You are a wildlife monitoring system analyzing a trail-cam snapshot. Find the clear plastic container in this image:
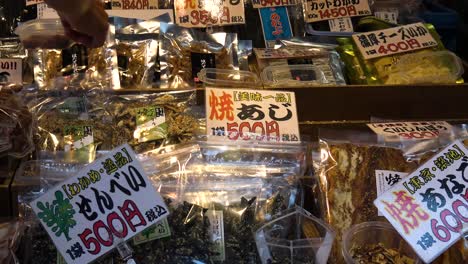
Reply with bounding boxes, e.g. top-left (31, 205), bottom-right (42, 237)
top-left (197, 68), bottom-right (262, 88)
top-left (342, 221), bottom-right (421, 264)
top-left (385, 50), bottom-right (464, 85)
top-left (261, 64), bottom-right (332, 87)
top-left (255, 206), bottom-right (335, 264)
top-left (14, 19), bottom-right (73, 49)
